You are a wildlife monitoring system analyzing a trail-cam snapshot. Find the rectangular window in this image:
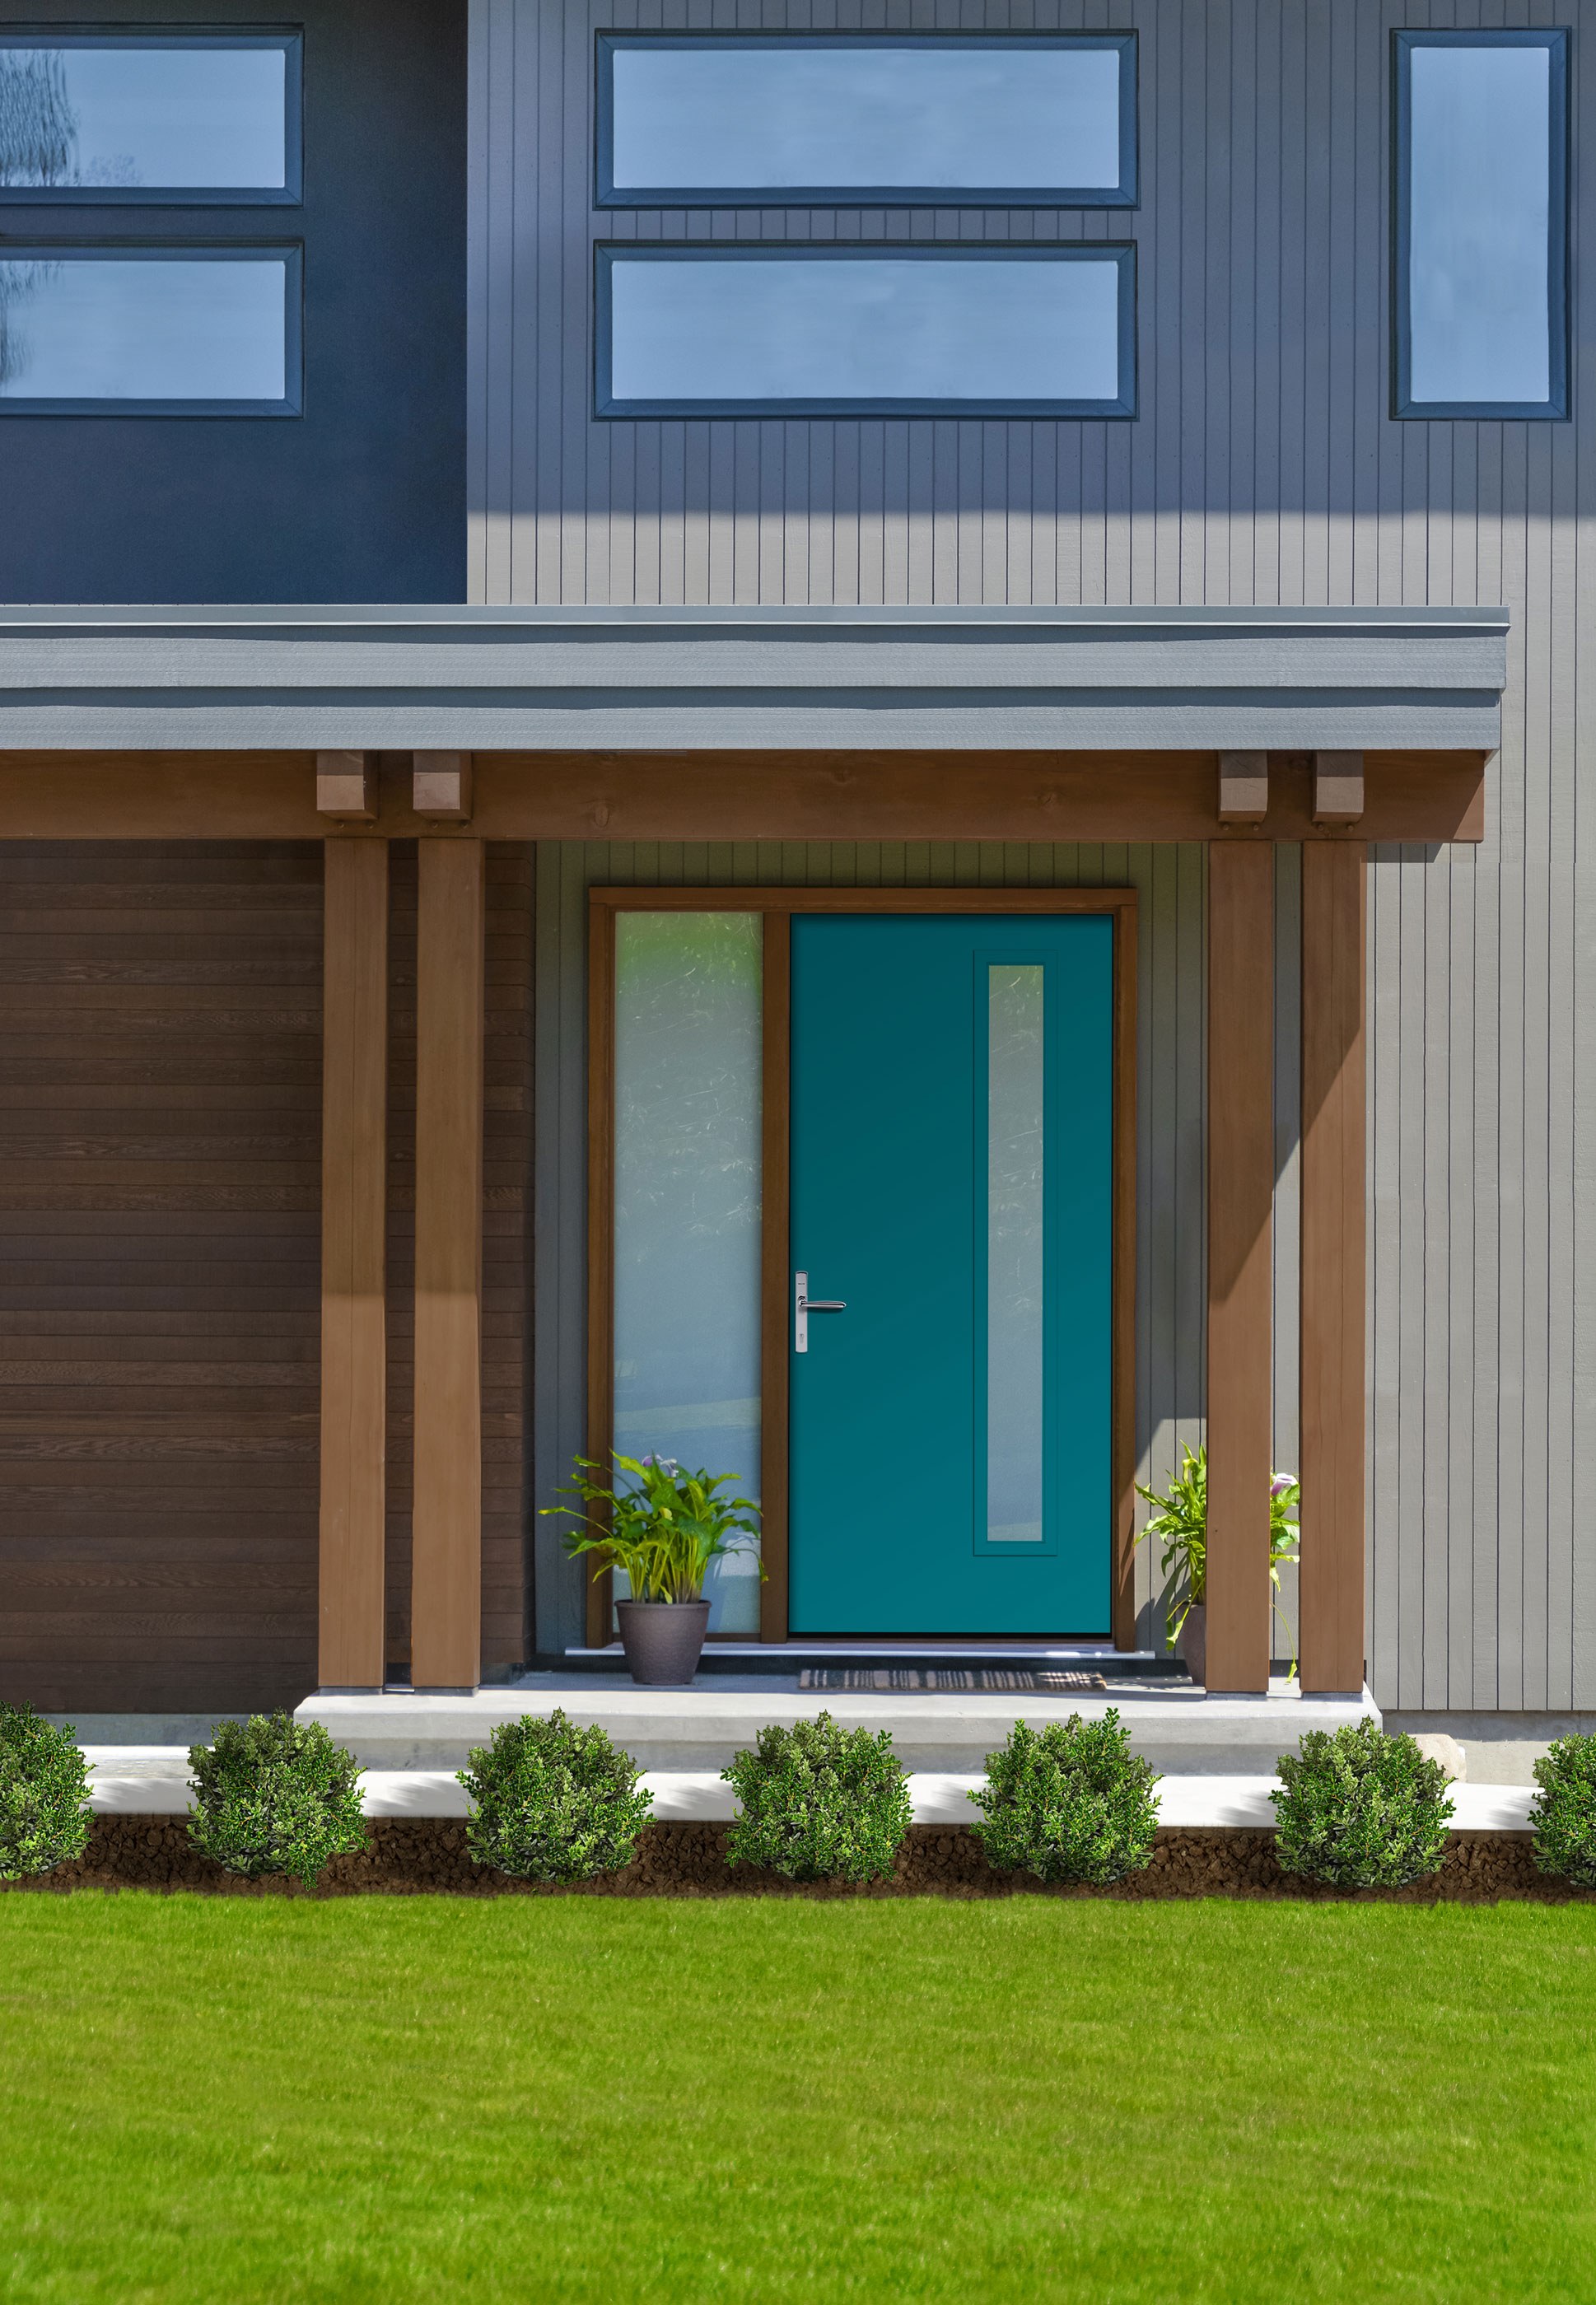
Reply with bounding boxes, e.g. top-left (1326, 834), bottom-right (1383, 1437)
top-left (595, 244), bottom-right (1135, 419)
top-left (1393, 29), bottom-right (1568, 419)
top-left (0, 34), bottom-right (300, 202)
top-left (613, 912), bottom-right (763, 1636)
top-left (0, 249), bottom-right (298, 413)
top-left (596, 31), bottom-right (1136, 208)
